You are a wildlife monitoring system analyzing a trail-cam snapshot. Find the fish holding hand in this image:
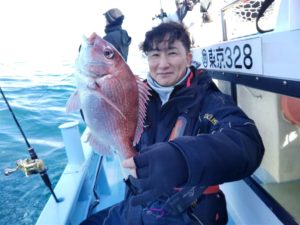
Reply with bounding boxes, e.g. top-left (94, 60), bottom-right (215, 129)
top-left (66, 33), bottom-right (150, 166)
